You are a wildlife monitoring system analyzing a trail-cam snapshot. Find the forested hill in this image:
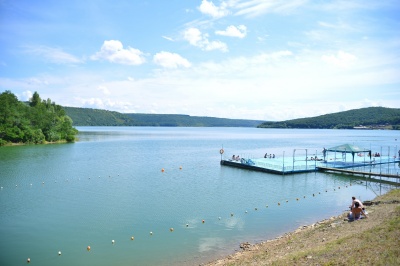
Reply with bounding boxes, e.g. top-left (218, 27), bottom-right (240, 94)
top-left (63, 106), bottom-right (265, 127)
top-left (258, 107), bottom-right (400, 130)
